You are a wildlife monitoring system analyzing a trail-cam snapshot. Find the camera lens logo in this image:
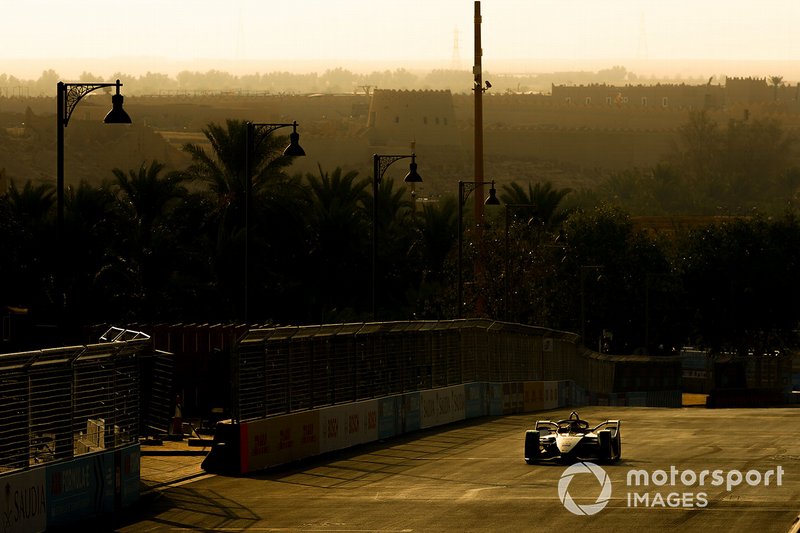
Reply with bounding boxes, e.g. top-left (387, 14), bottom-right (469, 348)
top-left (558, 461), bottom-right (613, 515)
